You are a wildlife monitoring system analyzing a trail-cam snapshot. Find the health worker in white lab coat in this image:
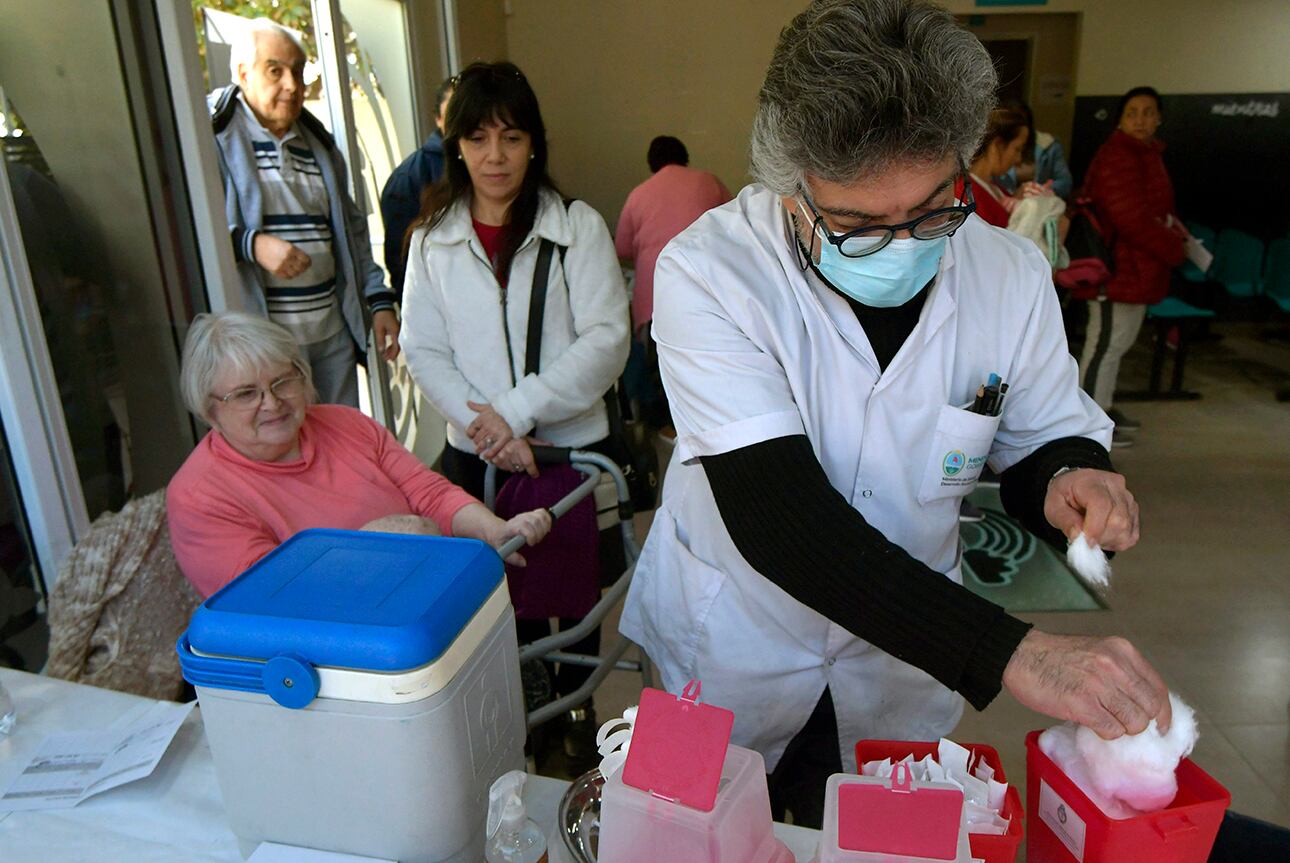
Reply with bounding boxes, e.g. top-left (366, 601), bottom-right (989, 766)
top-left (619, 0), bottom-right (1172, 829)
